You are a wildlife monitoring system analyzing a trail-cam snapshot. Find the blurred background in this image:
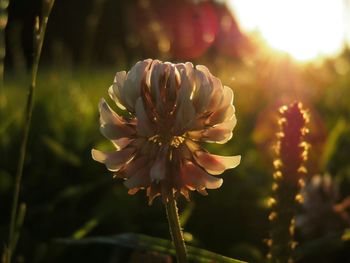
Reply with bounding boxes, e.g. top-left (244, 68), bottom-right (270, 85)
top-left (1, 0), bottom-right (350, 262)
